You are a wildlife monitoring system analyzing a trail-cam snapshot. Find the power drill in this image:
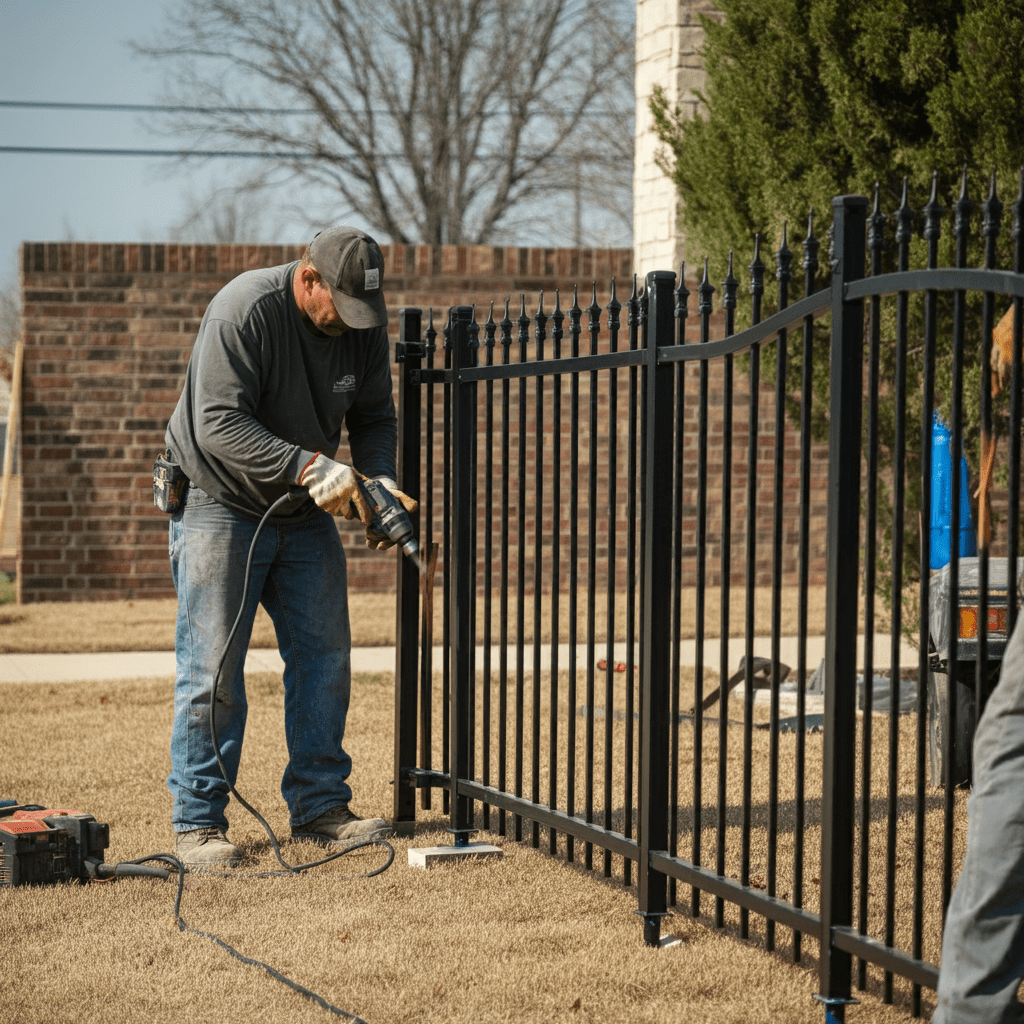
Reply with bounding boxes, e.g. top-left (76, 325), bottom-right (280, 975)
top-left (358, 477), bottom-right (427, 574)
